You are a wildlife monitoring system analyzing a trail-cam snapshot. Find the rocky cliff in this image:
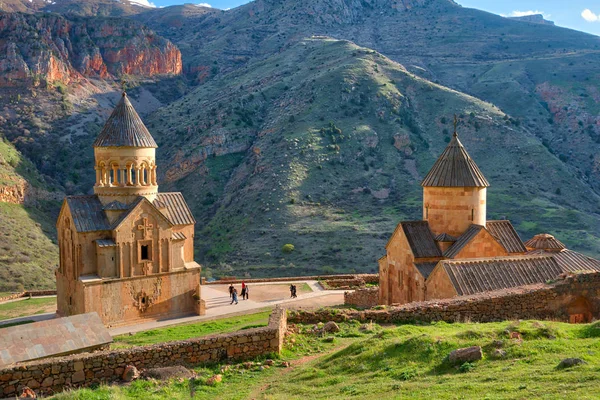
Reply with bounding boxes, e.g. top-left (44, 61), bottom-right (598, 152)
top-left (0, 13), bottom-right (182, 86)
